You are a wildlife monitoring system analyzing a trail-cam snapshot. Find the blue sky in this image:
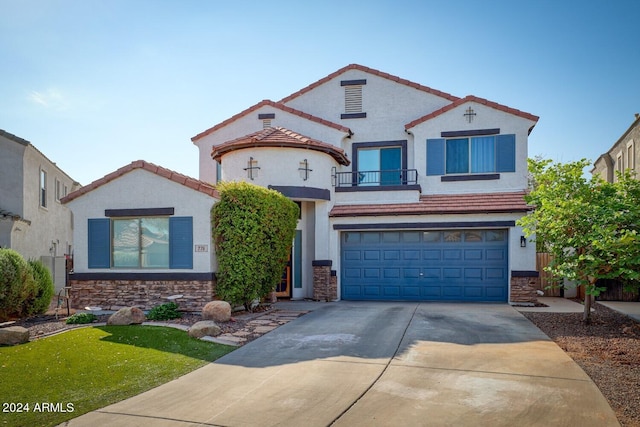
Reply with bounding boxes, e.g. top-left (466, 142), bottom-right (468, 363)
top-left (1, 0), bottom-right (639, 185)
